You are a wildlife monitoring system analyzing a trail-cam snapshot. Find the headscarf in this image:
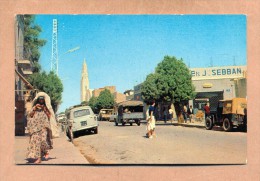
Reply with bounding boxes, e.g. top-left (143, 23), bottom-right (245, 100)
top-left (32, 92), bottom-right (60, 138)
